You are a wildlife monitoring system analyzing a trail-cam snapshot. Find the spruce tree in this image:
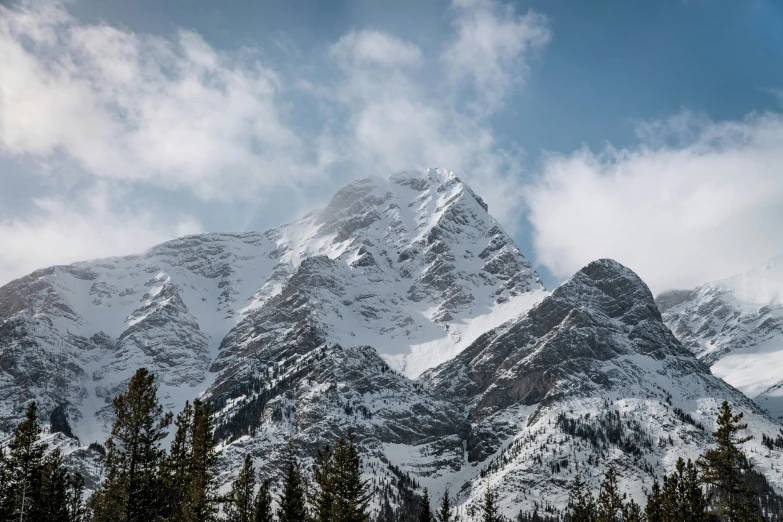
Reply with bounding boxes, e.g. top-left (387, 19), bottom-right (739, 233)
top-left (39, 449), bottom-right (70, 522)
top-left (0, 450), bottom-right (11, 520)
top-left (311, 445), bottom-right (335, 522)
top-left (567, 469), bottom-right (596, 522)
top-left (645, 481), bottom-right (663, 522)
top-left (253, 479), bottom-right (273, 522)
top-left (165, 400), bottom-right (194, 521)
top-left (436, 489), bottom-right (453, 522)
top-left (8, 402), bottom-right (47, 522)
top-left (418, 488), bottom-right (433, 522)
top-left (182, 399), bottom-right (218, 522)
top-left (226, 455), bottom-right (256, 522)
top-left (480, 487), bottom-right (502, 522)
top-left (621, 500), bottom-right (643, 522)
top-left (88, 368), bottom-right (173, 522)
top-left (66, 472), bottom-right (86, 522)
top-left (596, 467), bottom-right (625, 522)
top-left (331, 432), bottom-right (370, 522)
top-left (661, 458), bottom-right (708, 522)
top-left (278, 442), bottom-right (308, 522)
top-left (698, 401), bottom-right (761, 522)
